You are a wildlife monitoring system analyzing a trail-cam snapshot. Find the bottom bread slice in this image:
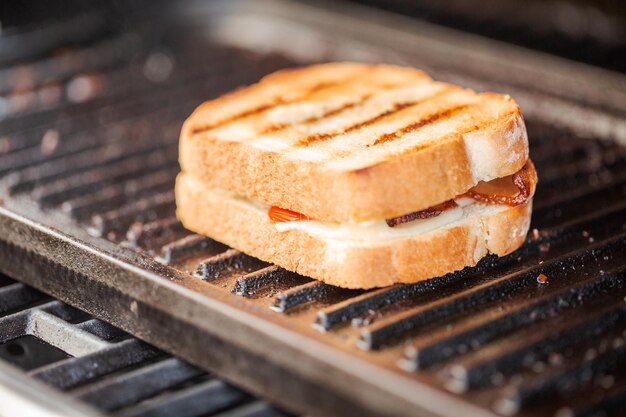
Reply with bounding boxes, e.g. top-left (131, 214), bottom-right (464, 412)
top-left (176, 173), bottom-right (533, 289)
